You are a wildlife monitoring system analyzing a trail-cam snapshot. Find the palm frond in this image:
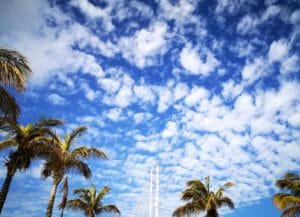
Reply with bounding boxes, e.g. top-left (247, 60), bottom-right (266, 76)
top-left (95, 186), bottom-right (110, 206)
top-left (70, 147), bottom-right (108, 160)
top-left (217, 196), bottom-right (235, 209)
top-left (0, 48), bottom-right (32, 91)
top-left (0, 117), bottom-right (20, 135)
top-left (182, 179), bottom-right (208, 201)
top-left (96, 204), bottom-right (121, 215)
top-left (281, 205), bottom-right (300, 217)
top-left (65, 126), bottom-right (87, 150)
top-left (215, 182), bottom-right (234, 198)
top-left (0, 86), bottom-right (20, 120)
top-left (172, 201), bottom-right (204, 217)
top-left (66, 159), bottom-right (91, 179)
top-left (67, 199), bottom-right (89, 215)
top-left (0, 138), bottom-right (17, 151)
top-left (273, 193), bottom-right (300, 210)
top-left (276, 173), bottom-right (300, 195)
